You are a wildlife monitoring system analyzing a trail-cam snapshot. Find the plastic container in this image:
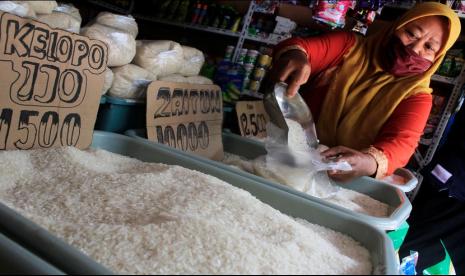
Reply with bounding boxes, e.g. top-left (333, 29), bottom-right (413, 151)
top-left (92, 131), bottom-right (398, 274)
top-left (380, 168), bottom-right (418, 193)
top-left (95, 95), bottom-right (145, 134)
top-left (126, 129), bottom-right (412, 231)
top-left (0, 231), bottom-right (64, 275)
top-left (0, 202), bottom-right (112, 274)
top-left (0, 131), bottom-right (397, 274)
